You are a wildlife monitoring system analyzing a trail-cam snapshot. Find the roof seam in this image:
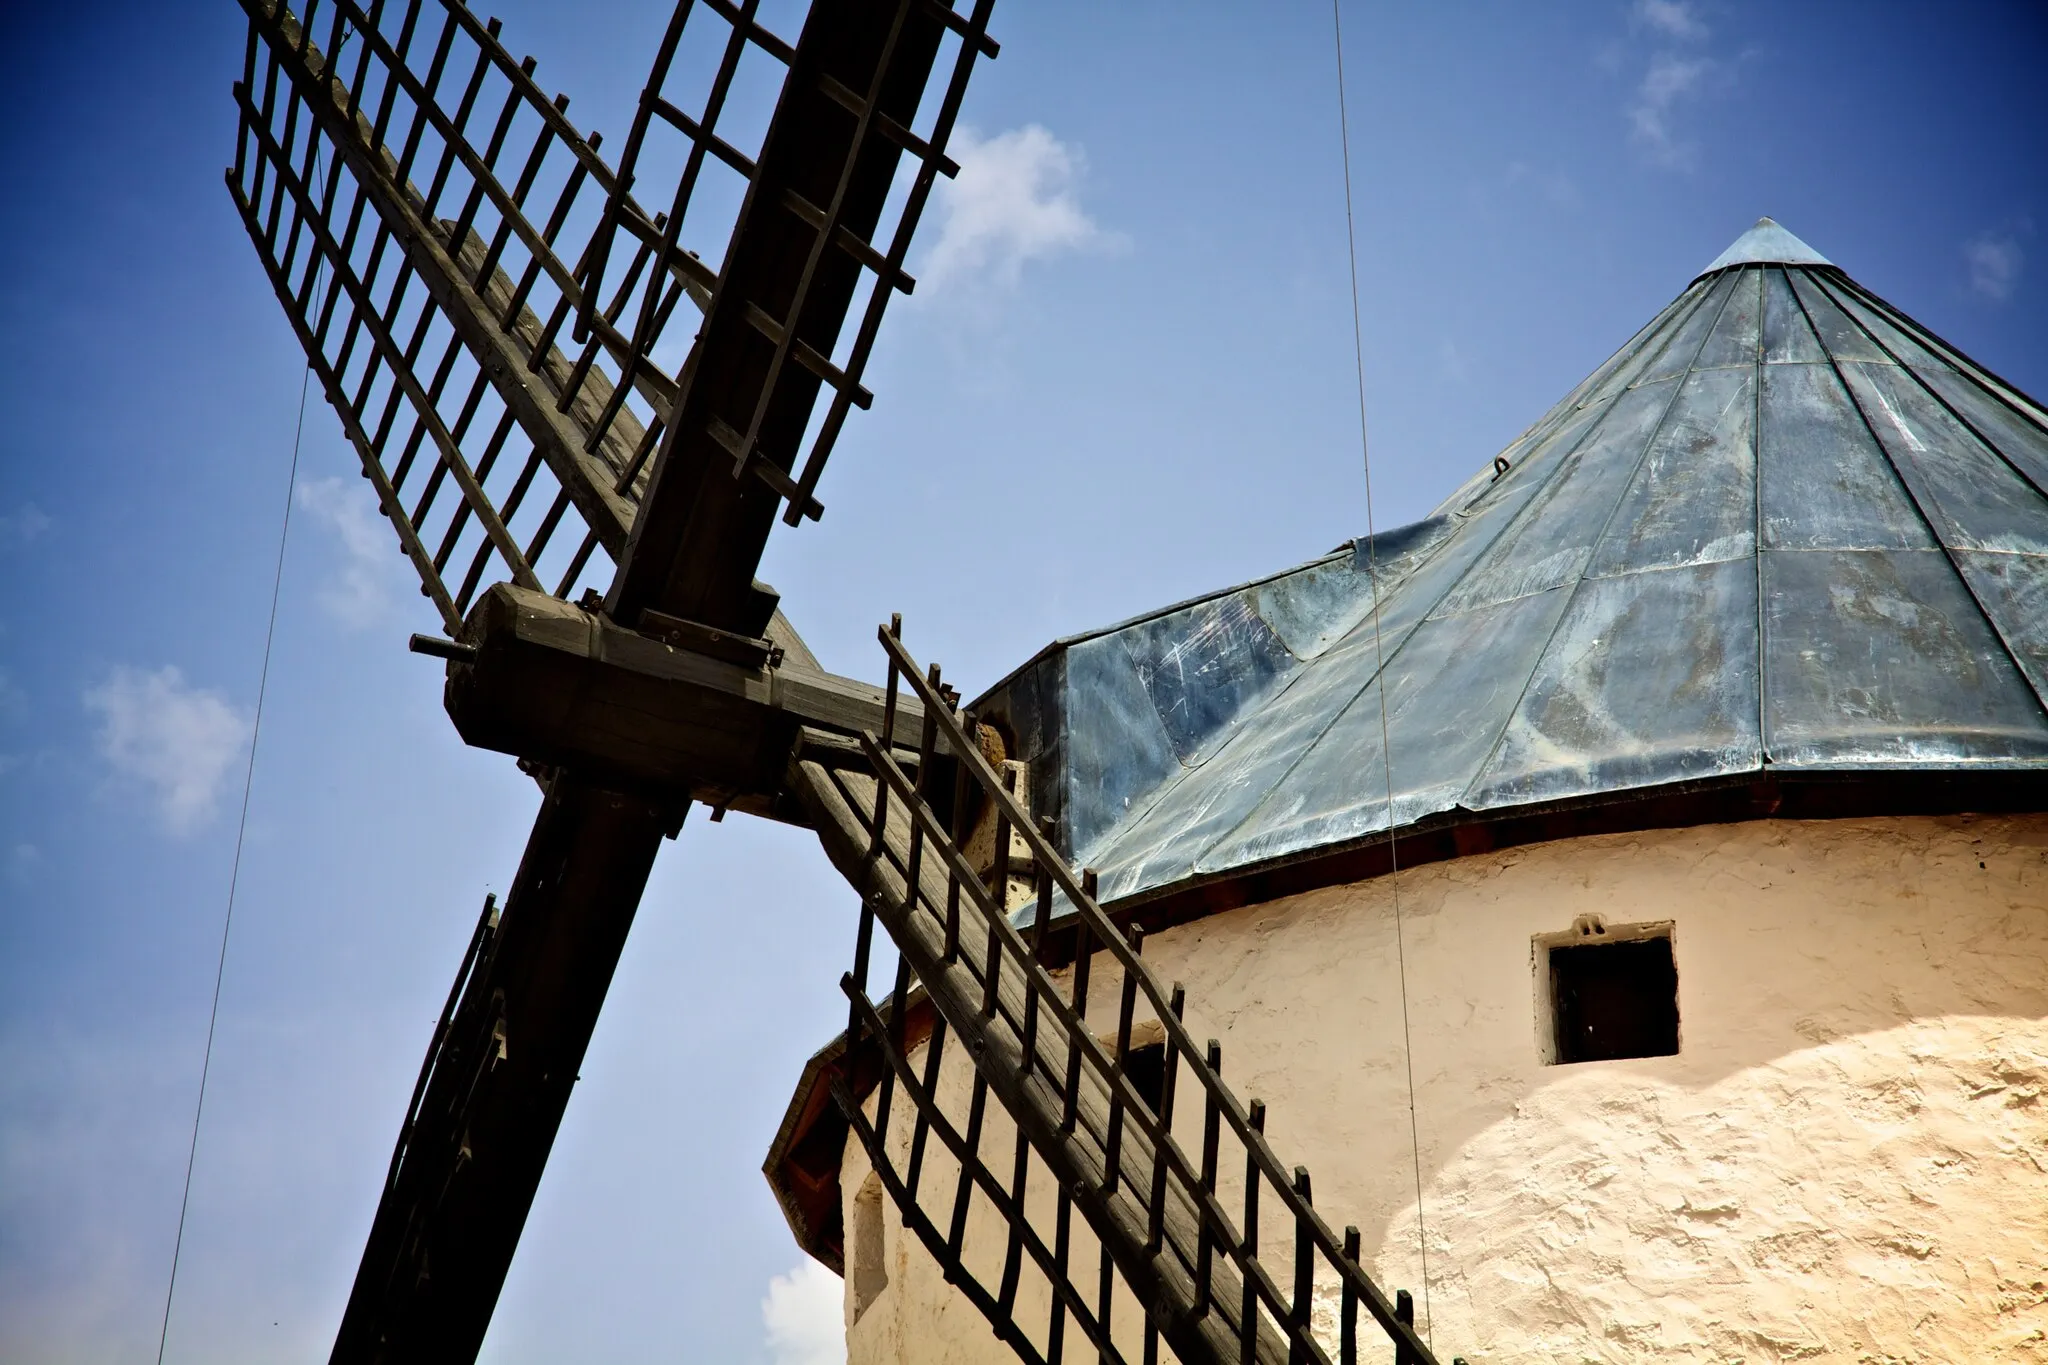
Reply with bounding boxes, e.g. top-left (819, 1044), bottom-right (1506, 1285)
top-left (1802, 270), bottom-right (2048, 725)
top-left (1168, 277), bottom-right (1731, 874)
top-left (1818, 275), bottom-right (2048, 506)
top-left (1071, 555), bottom-right (1426, 863)
top-left (1056, 645), bottom-right (1076, 856)
top-left (968, 547), bottom-right (1362, 710)
top-left (1834, 275), bottom-right (2048, 437)
top-left (1428, 280), bottom-right (1704, 520)
top-left (1459, 267), bottom-right (1745, 806)
top-left (1776, 271), bottom-right (1939, 549)
top-left (1752, 267), bottom-right (1772, 764)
